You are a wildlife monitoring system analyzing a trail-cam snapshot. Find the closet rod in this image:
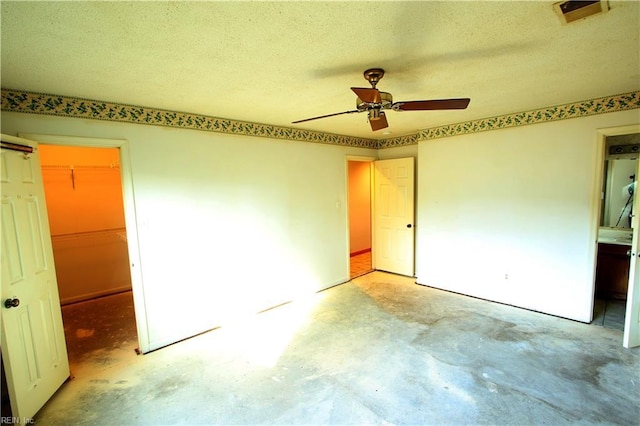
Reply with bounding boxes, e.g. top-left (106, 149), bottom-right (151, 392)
top-left (41, 164), bottom-right (119, 170)
top-left (1, 140), bottom-right (34, 153)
